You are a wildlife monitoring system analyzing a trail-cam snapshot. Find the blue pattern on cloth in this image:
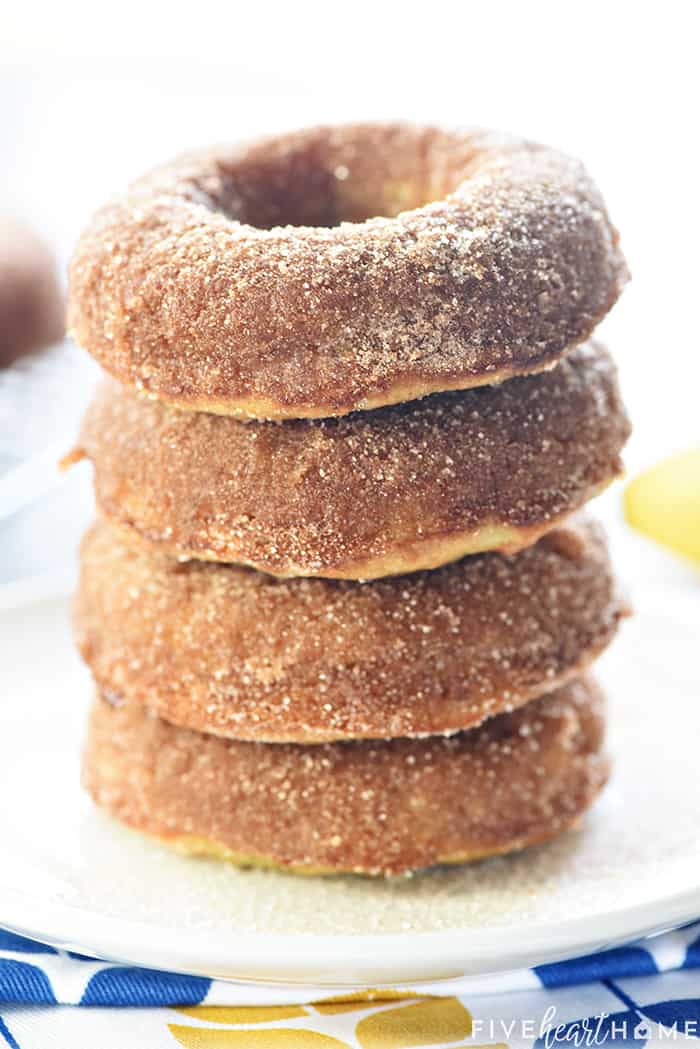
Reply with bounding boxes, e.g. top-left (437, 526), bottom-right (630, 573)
top-left (535, 945), bottom-right (659, 988)
top-left (0, 923), bottom-right (699, 1048)
top-left (81, 967), bottom-right (210, 1007)
top-left (686, 930), bottom-right (700, 968)
top-left (0, 960), bottom-right (56, 1005)
top-left (0, 934), bottom-right (56, 957)
top-left (0, 924), bottom-right (699, 1008)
